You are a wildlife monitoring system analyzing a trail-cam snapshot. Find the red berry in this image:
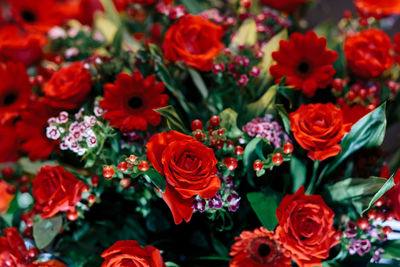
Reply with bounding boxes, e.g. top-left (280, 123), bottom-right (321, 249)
top-left (334, 231), bottom-right (342, 241)
top-left (283, 143), bottom-right (294, 154)
top-left (129, 154), bottom-right (138, 162)
top-left (35, 75), bottom-right (44, 85)
top-left (347, 91), bottom-right (356, 101)
top-left (20, 186), bottom-right (29, 193)
top-left (103, 166), bottom-right (114, 179)
top-left (359, 17), bottom-right (368, 27)
top-left (210, 138), bottom-right (217, 146)
top-left (194, 131), bottom-right (205, 141)
top-left (138, 161), bottom-right (149, 172)
top-left (358, 89), bottom-right (367, 99)
top-left (28, 248), bottom-right (38, 259)
top-left (66, 209), bottom-right (78, 221)
top-left (6, 185), bottom-right (16, 195)
top-left (351, 84), bottom-right (361, 93)
top-left (216, 139), bottom-right (224, 150)
top-left (241, 0), bottom-right (251, 9)
top-left (253, 160), bottom-right (263, 171)
top-left (226, 140), bottom-right (234, 147)
top-left (82, 184), bottom-right (90, 193)
top-left (343, 10), bottom-right (352, 19)
top-left (223, 157), bottom-right (238, 171)
top-left (87, 194), bottom-right (96, 204)
top-left (209, 115), bottom-right (220, 127)
top-left (332, 78), bottom-right (344, 91)
top-left (376, 211), bottom-right (385, 221)
top-left (120, 178), bottom-right (131, 189)
top-left (217, 129), bottom-right (224, 137)
top-left (191, 120), bottom-right (203, 131)
top-left (385, 211), bottom-right (395, 221)
top-left (23, 227), bottom-right (33, 238)
top-left (368, 85), bottom-right (379, 96)
top-left (356, 217), bottom-right (369, 230)
top-left (234, 146), bottom-right (244, 155)
top-left (386, 198), bottom-right (393, 208)
top-left (382, 226), bottom-right (392, 235)
top-left (375, 198), bottom-right (384, 207)
top-left (20, 175), bottom-right (29, 184)
top-left (337, 97), bottom-right (346, 106)
top-left (118, 161), bottom-right (128, 172)
top-left (1, 166), bottom-right (14, 178)
top-left (367, 209), bottom-right (377, 220)
top-left (91, 175), bottom-right (99, 187)
top-left (272, 153), bottom-right (283, 165)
